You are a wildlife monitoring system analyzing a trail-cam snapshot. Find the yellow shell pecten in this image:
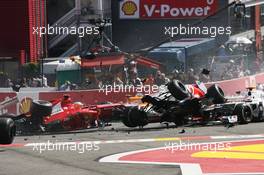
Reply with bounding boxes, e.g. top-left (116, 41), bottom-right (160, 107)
top-left (122, 1), bottom-right (138, 15)
top-left (19, 97), bottom-right (33, 114)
